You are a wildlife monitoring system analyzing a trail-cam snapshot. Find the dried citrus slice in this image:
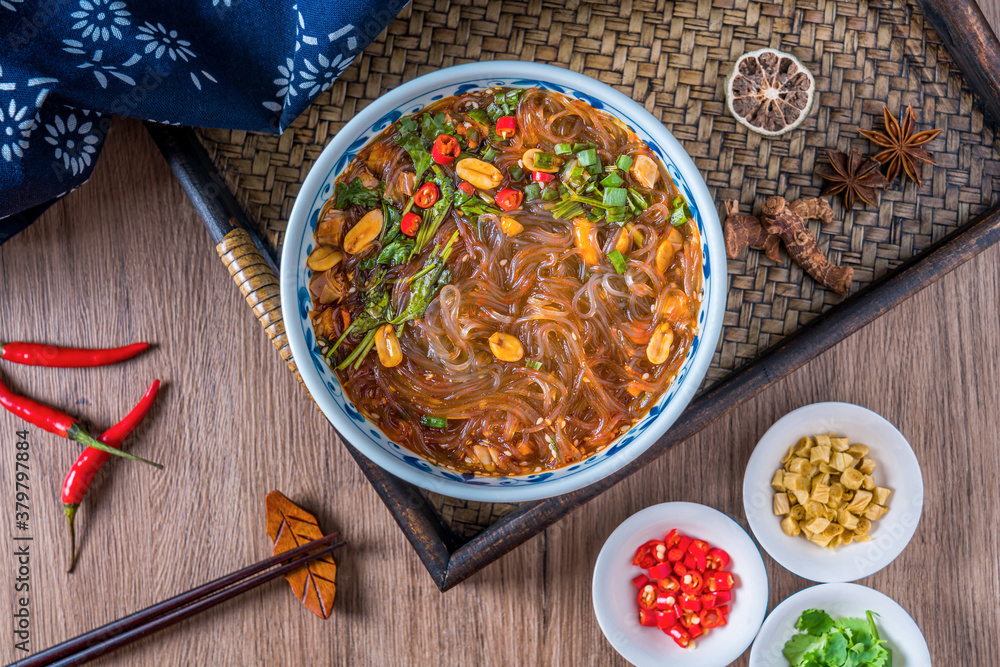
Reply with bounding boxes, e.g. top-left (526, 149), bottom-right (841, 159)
top-left (726, 48), bottom-right (815, 137)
